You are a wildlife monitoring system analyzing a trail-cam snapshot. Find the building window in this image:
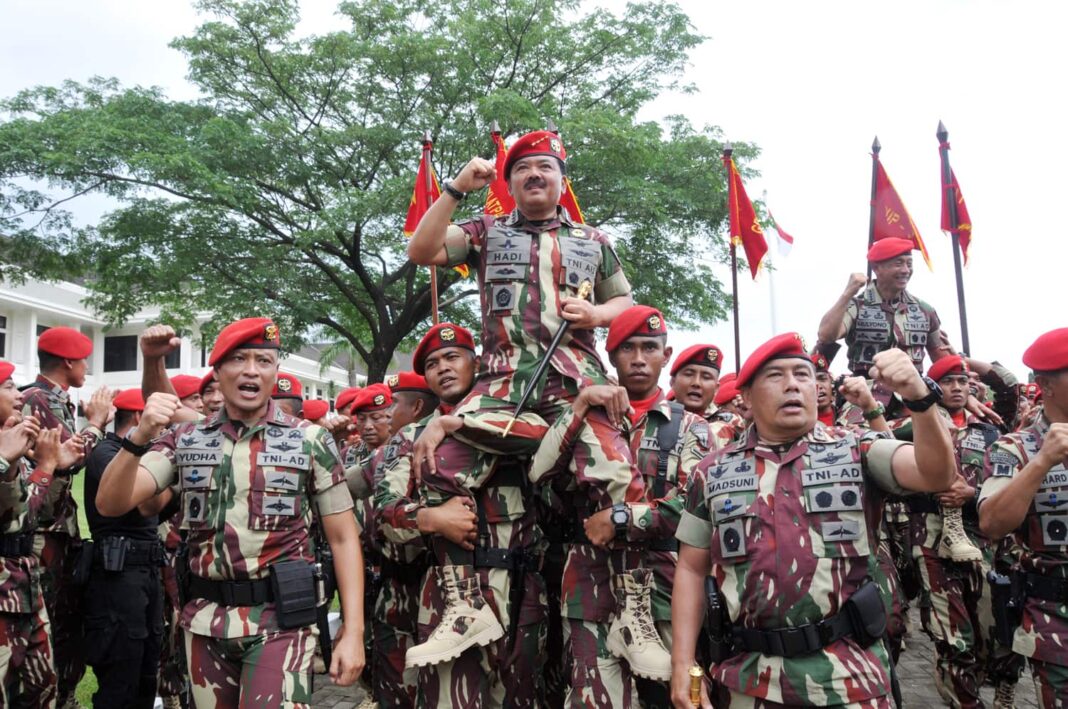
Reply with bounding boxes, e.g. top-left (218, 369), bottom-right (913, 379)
top-left (200, 344), bottom-right (208, 368)
top-left (103, 335), bottom-right (138, 372)
top-left (0, 315), bottom-right (6, 358)
top-left (164, 342), bottom-right (180, 369)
